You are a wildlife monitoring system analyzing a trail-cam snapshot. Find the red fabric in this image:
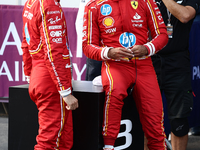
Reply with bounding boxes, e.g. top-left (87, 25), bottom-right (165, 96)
top-left (21, 0), bottom-right (73, 149)
top-left (82, 0), bottom-right (168, 149)
top-left (21, 0), bottom-right (72, 93)
top-left (101, 59), bottom-right (166, 149)
top-left (29, 60), bottom-right (73, 149)
top-left (82, 0), bottom-right (168, 61)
